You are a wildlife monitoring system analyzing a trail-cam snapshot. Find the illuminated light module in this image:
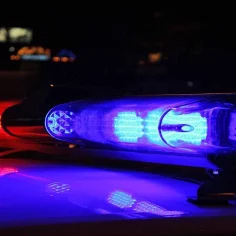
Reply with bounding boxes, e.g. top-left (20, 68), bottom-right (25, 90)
top-left (45, 96), bottom-right (236, 154)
